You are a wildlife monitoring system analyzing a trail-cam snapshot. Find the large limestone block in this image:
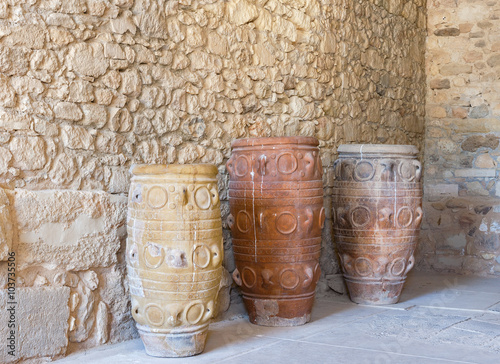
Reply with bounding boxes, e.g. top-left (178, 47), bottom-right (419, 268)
top-left (0, 287), bottom-right (70, 362)
top-left (15, 190), bottom-right (127, 270)
top-left (0, 187), bottom-right (12, 260)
